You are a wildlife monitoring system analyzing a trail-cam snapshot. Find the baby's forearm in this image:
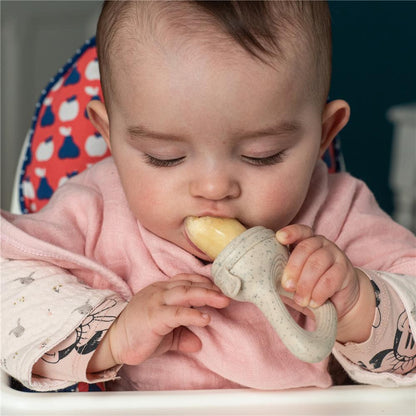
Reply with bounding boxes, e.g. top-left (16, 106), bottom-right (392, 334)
top-left (336, 269), bottom-right (376, 343)
top-left (87, 321), bottom-right (119, 373)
